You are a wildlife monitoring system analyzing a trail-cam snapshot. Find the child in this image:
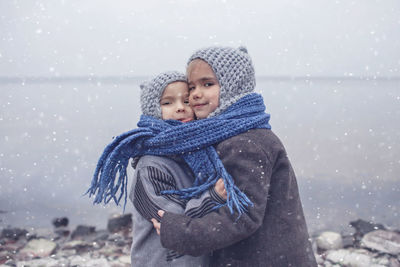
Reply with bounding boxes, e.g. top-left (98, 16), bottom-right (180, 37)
top-left (86, 70), bottom-right (230, 267)
top-left (129, 71), bottom-right (226, 266)
top-left (152, 47), bottom-right (318, 267)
